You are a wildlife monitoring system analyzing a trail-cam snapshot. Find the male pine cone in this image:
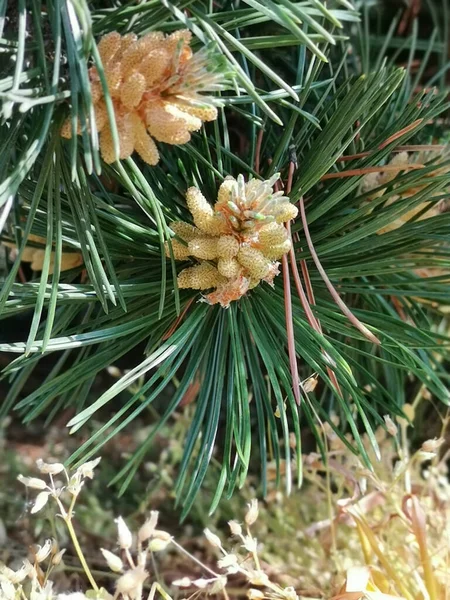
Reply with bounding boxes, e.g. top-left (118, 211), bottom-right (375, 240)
top-left (166, 174), bottom-right (298, 307)
top-left (61, 30), bottom-right (225, 165)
